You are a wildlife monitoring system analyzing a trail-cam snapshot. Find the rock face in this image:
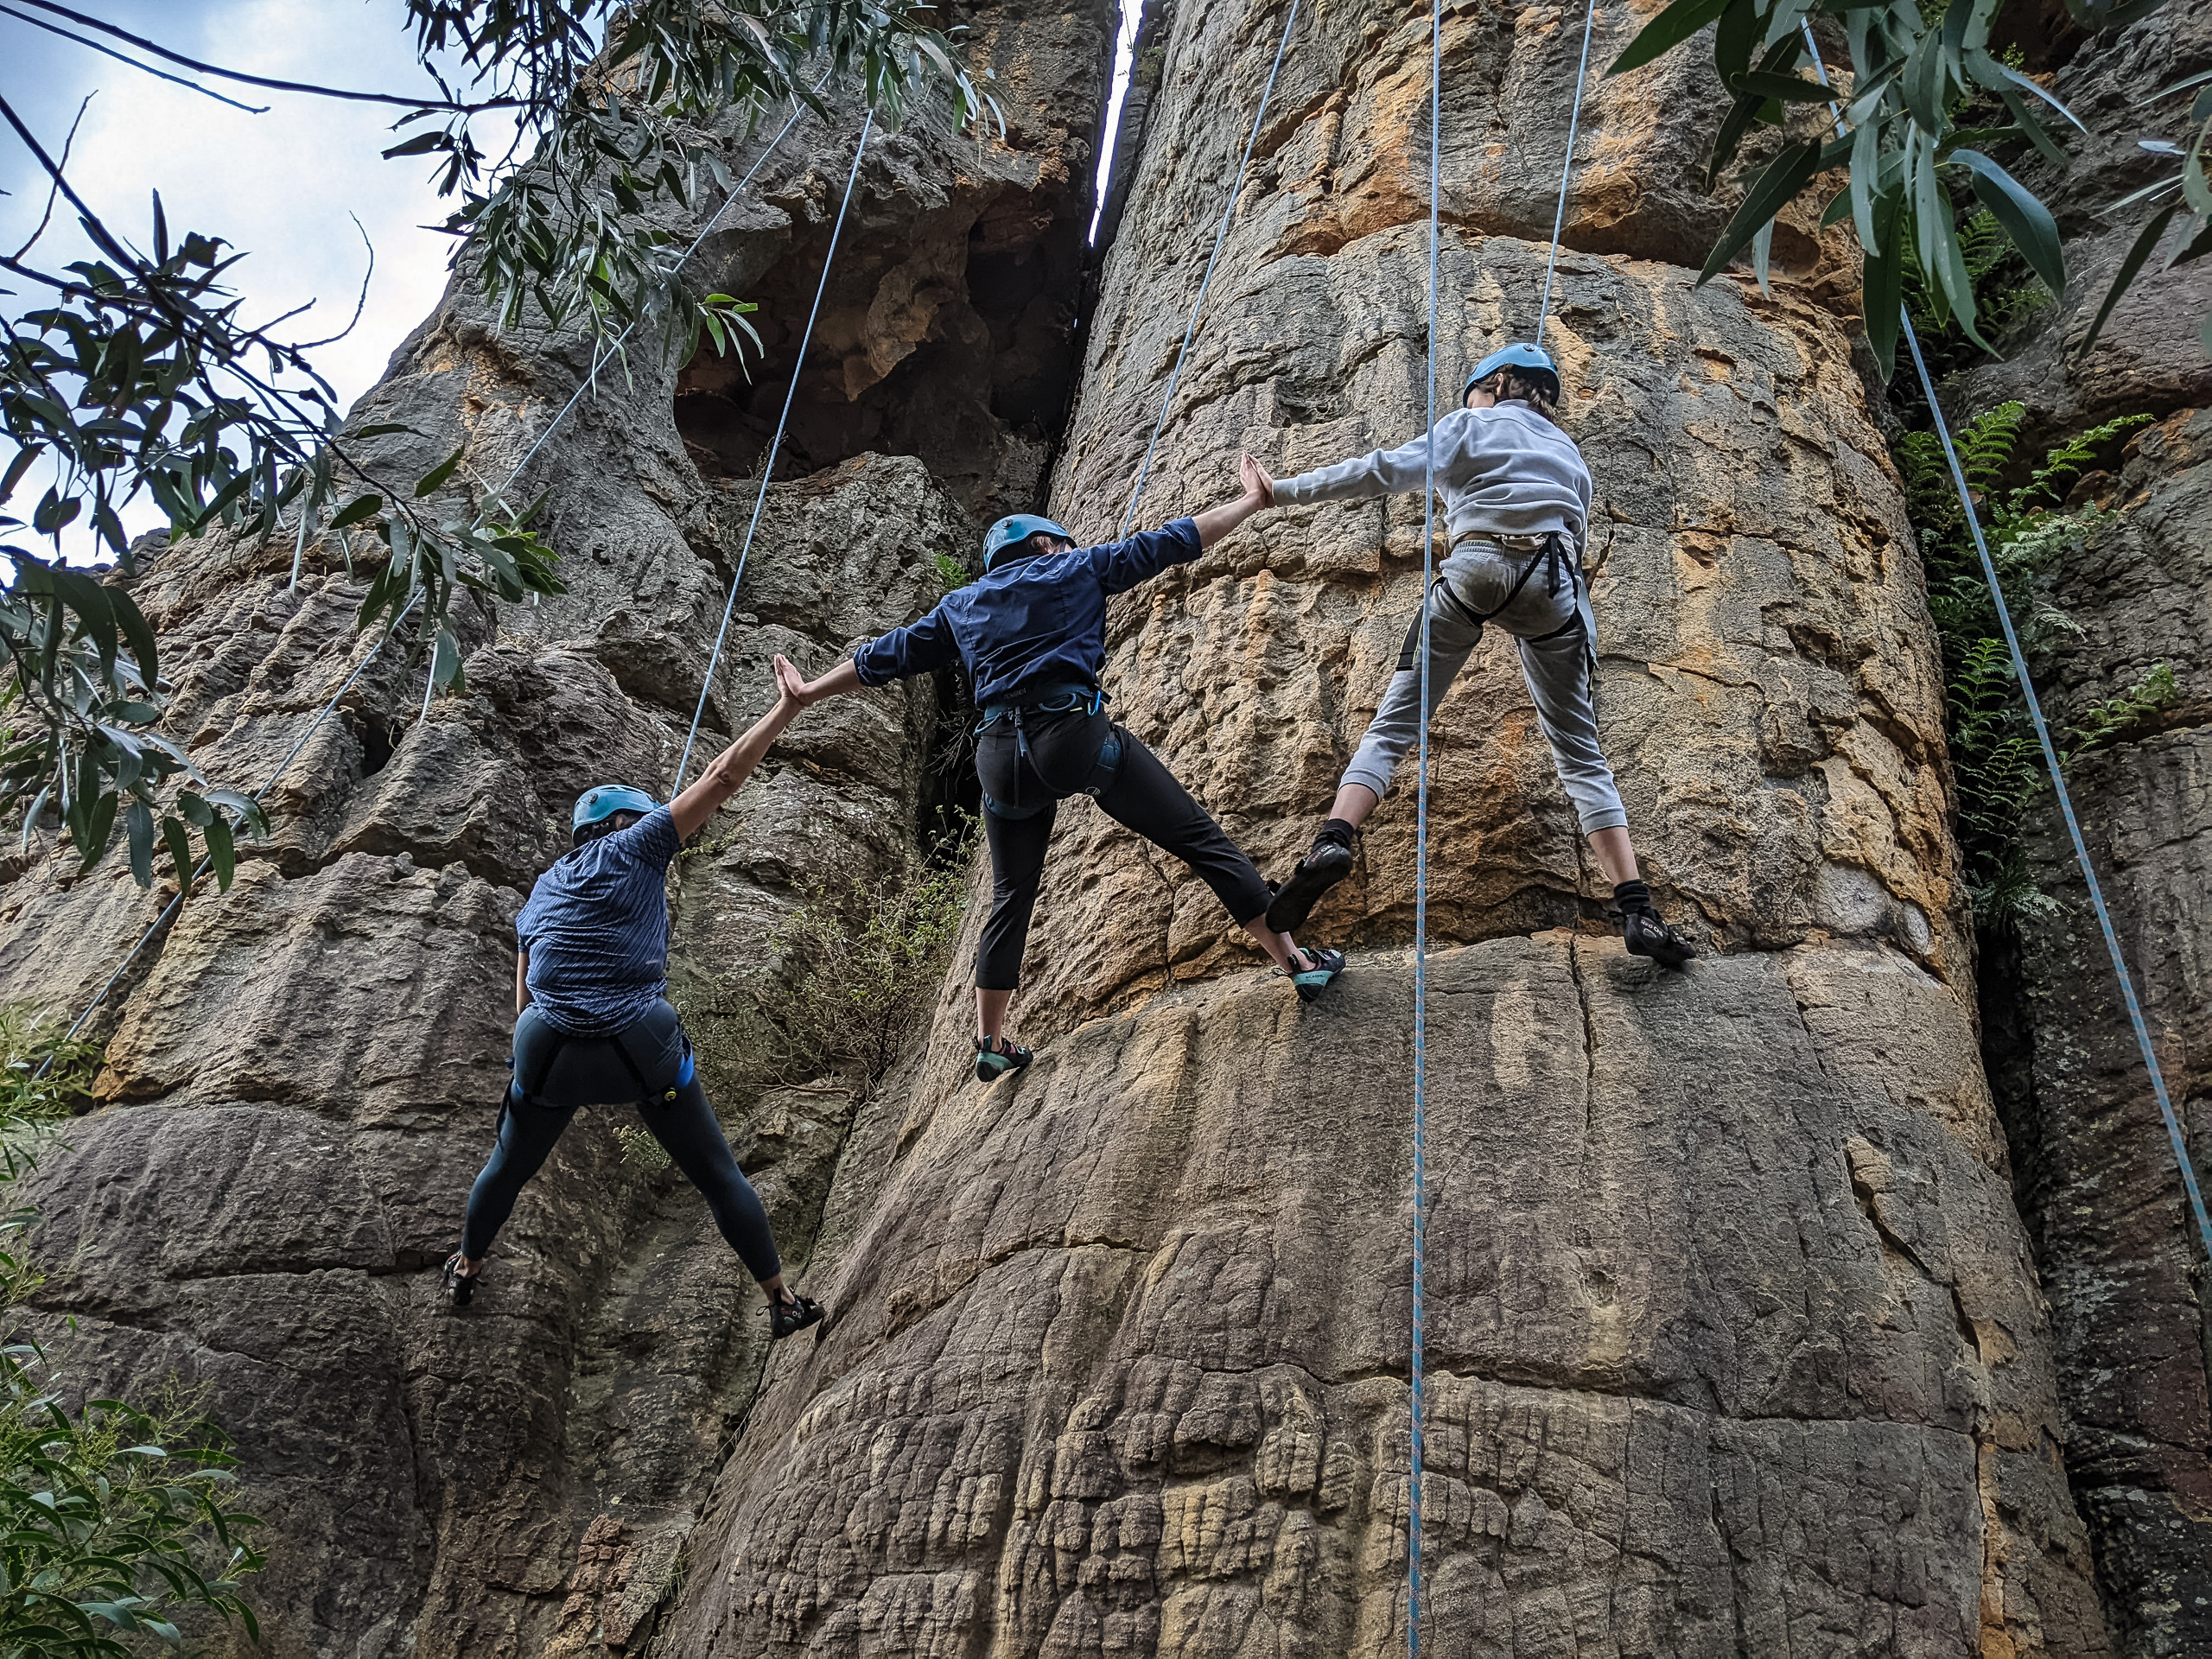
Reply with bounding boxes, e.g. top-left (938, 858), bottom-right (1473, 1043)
top-left (0, 0), bottom-right (2145, 1653)
top-left (660, 1), bottom-right (2104, 1655)
top-left (0, 0), bottom-right (1110, 1650)
top-left (1946, 5), bottom-right (2212, 1651)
